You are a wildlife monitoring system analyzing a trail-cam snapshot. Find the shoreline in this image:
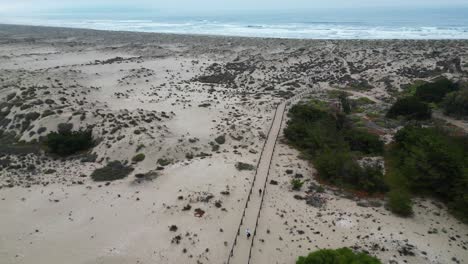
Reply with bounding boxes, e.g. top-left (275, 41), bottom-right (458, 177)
top-left (2, 23), bottom-right (468, 42)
